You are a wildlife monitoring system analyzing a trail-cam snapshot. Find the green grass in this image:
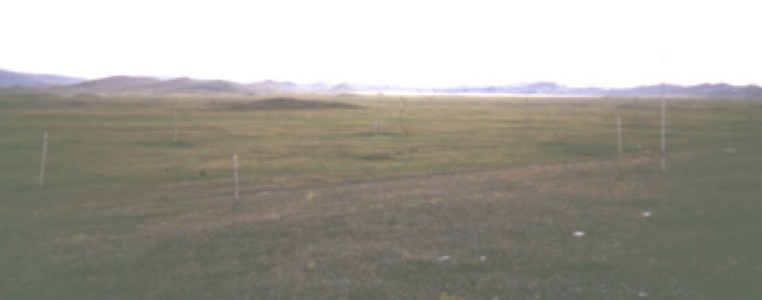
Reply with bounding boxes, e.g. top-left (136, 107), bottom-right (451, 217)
top-left (1, 92), bottom-right (761, 299)
top-left (3, 95), bottom-right (756, 192)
